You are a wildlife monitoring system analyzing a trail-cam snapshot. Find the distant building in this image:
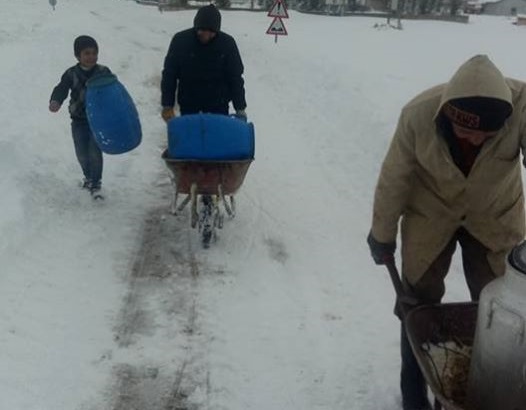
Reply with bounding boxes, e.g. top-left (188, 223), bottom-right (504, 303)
top-left (465, 0), bottom-right (483, 13)
top-left (482, 0), bottom-right (526, 15)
